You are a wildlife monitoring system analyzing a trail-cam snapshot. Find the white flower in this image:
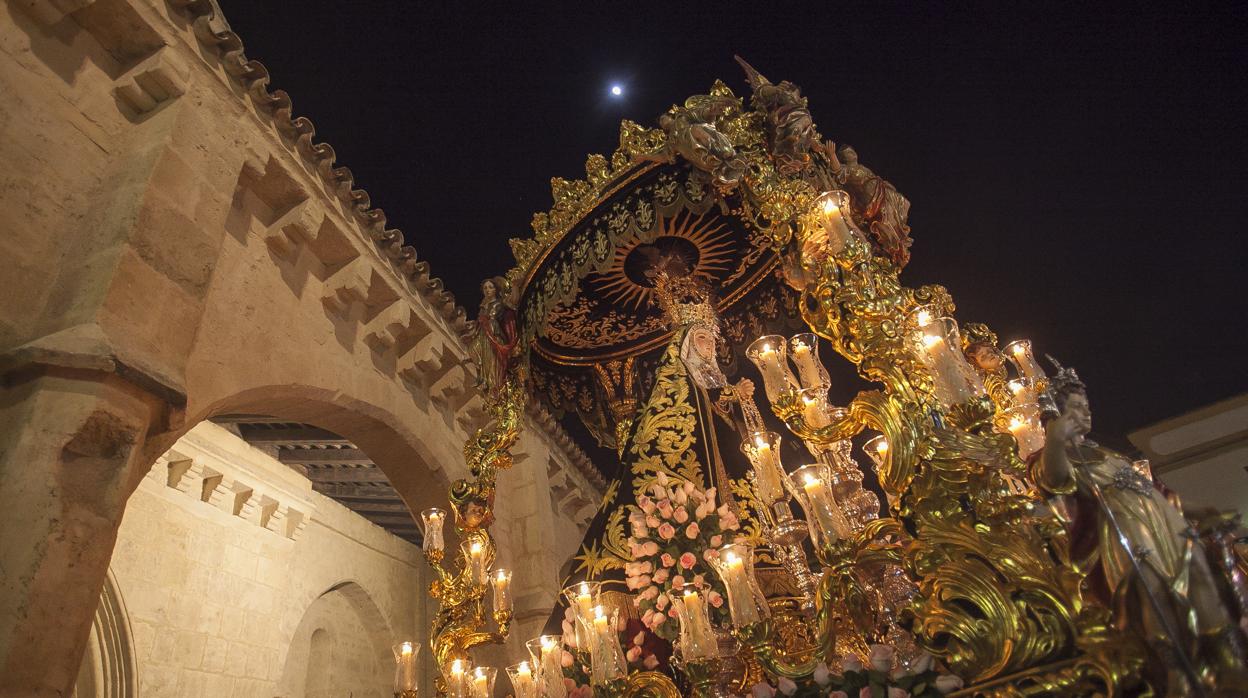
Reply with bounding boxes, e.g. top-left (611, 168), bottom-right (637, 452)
top-left (777, 677), bottom-right (797, 695)
top-left (935, 675), bottom-right (964, 694)
top-left (841, 654), bottom-right (864, 672)
top-left (750, 682), bottom-right (776, 698)
top-left (812, 662), bottom-right (832, 686)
